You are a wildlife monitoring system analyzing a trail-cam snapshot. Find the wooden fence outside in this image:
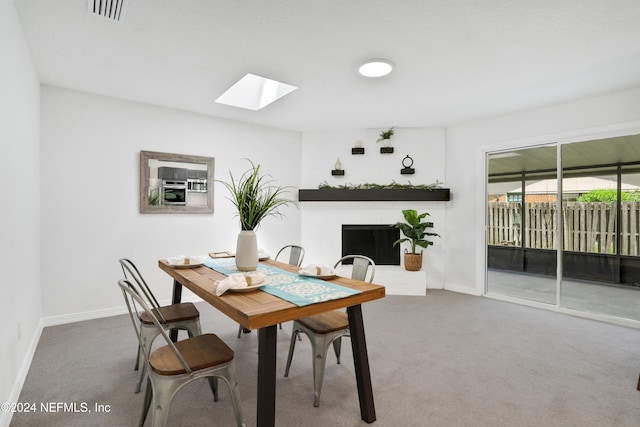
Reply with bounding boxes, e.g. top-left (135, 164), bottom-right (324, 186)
top-left (488, 202), bottom-right (640, 256)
